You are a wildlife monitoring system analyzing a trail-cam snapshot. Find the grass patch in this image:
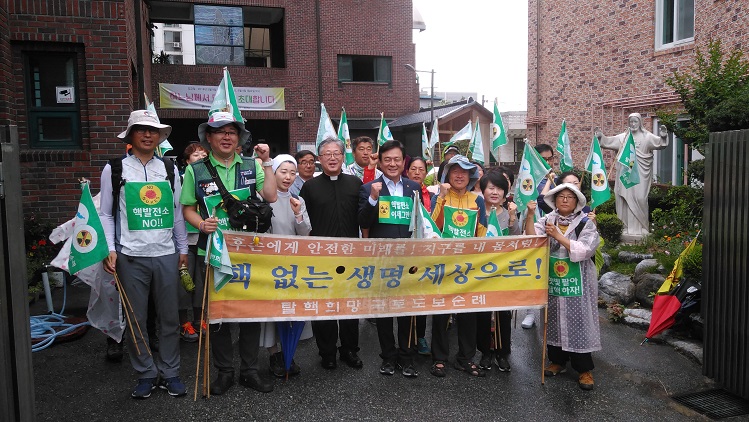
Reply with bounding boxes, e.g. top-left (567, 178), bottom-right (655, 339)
top-left (608, 261), bottom-right (637, 275)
